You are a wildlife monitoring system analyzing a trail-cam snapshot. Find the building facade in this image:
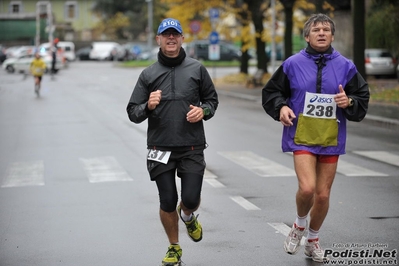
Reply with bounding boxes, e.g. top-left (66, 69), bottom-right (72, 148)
top-left (0, 0), bottom-right (99, 44)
